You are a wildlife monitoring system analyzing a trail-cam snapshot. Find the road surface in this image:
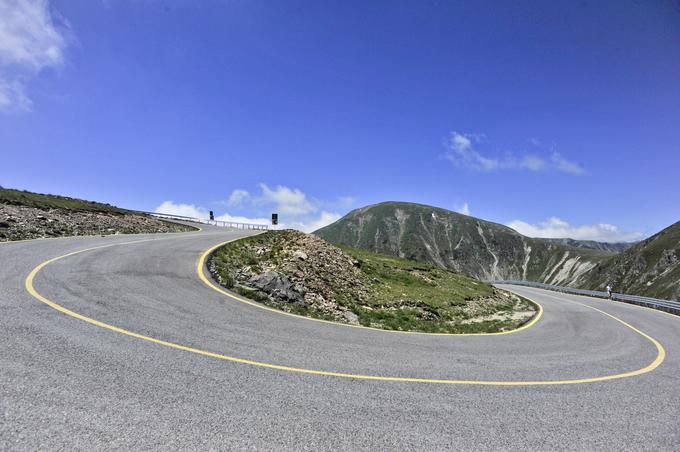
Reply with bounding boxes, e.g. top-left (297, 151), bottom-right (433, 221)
top-left (1, 225), bottom-right (678, 450)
